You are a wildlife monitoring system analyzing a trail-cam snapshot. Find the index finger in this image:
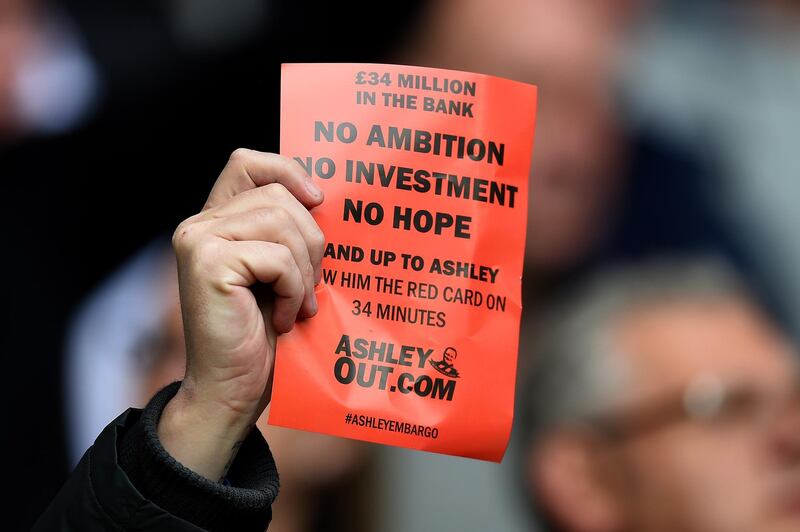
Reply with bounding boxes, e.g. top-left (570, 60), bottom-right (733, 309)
top-left (203, 149), bottom-right (324, 211)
